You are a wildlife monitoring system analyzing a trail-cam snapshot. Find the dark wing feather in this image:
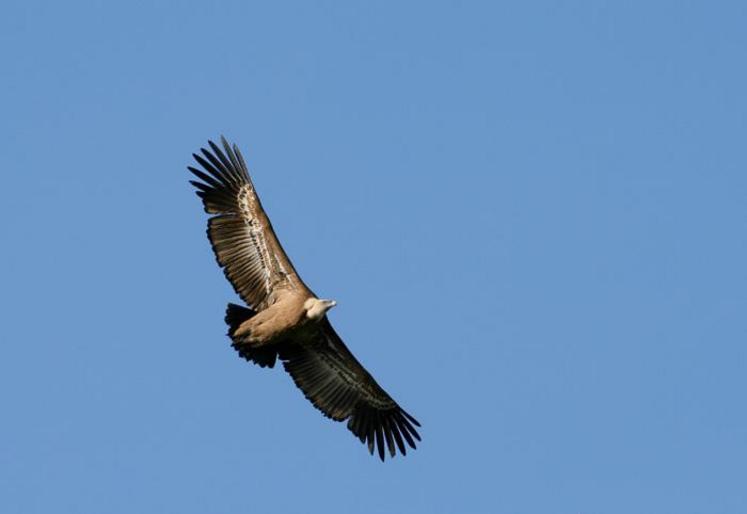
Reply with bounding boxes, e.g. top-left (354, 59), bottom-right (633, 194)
top-left (189, 137), bottom-right (311, 311)
top-left (280, 318), bottom-right (421, 461)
